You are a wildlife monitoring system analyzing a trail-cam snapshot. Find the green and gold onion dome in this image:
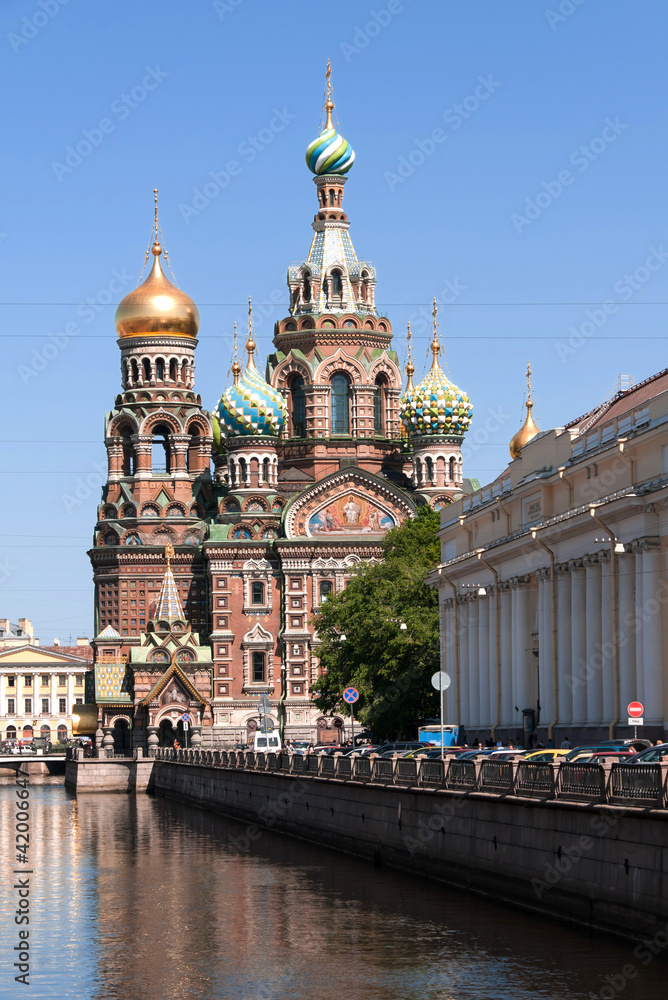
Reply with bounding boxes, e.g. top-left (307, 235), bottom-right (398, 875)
top-left (400, 333), bottom-right (473, 438)
top-left (115, 242), bottom-right (200, 340)
top-left (305, 65), bottom-right (355, 176)
top-left (217, 327), bottom-right (286, 438)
